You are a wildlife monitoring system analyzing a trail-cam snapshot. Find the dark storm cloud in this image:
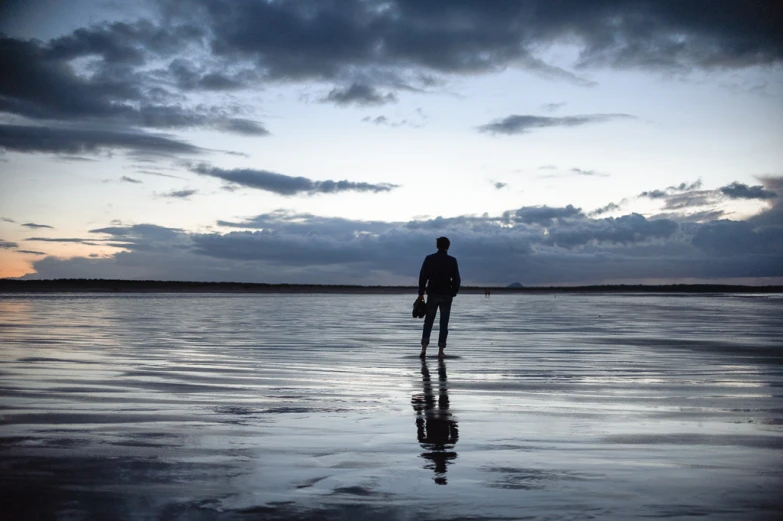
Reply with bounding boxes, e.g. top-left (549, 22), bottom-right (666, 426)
top-left (45, 19), bottom-right (202, 65)
top-left (322, 83), bottom-right (397, 106)
top-left (168, 58), bottom-right (255, 91)
top-left (2, 0), bottom-right (780, 154)
top-left (166, 0), bottom-right (783, 78)
top-left (544, 214), bottom-right (678, 248)
top-left (504, 205), bottom-right (584, 226)
top-left (23, 198), bottom-right (783, 285)
top-left (0, 124), bottom-right (202, 156)
top-left (21, 222), bottom-right (54, 229)
top-left (719, 182), bottom-right (778, 200)
top-left (478, 114), bottom-right (633, 135)
top-left (0, 35), bottom-right (139, 121)
top-left (0, 239), bottom-right (19, 249)
top-left (192, 164), bottom-right (399, 195)
top-left (692, 220), bottom-right (783, 255)
top-left (0, 31), bottom-right (268, 139)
